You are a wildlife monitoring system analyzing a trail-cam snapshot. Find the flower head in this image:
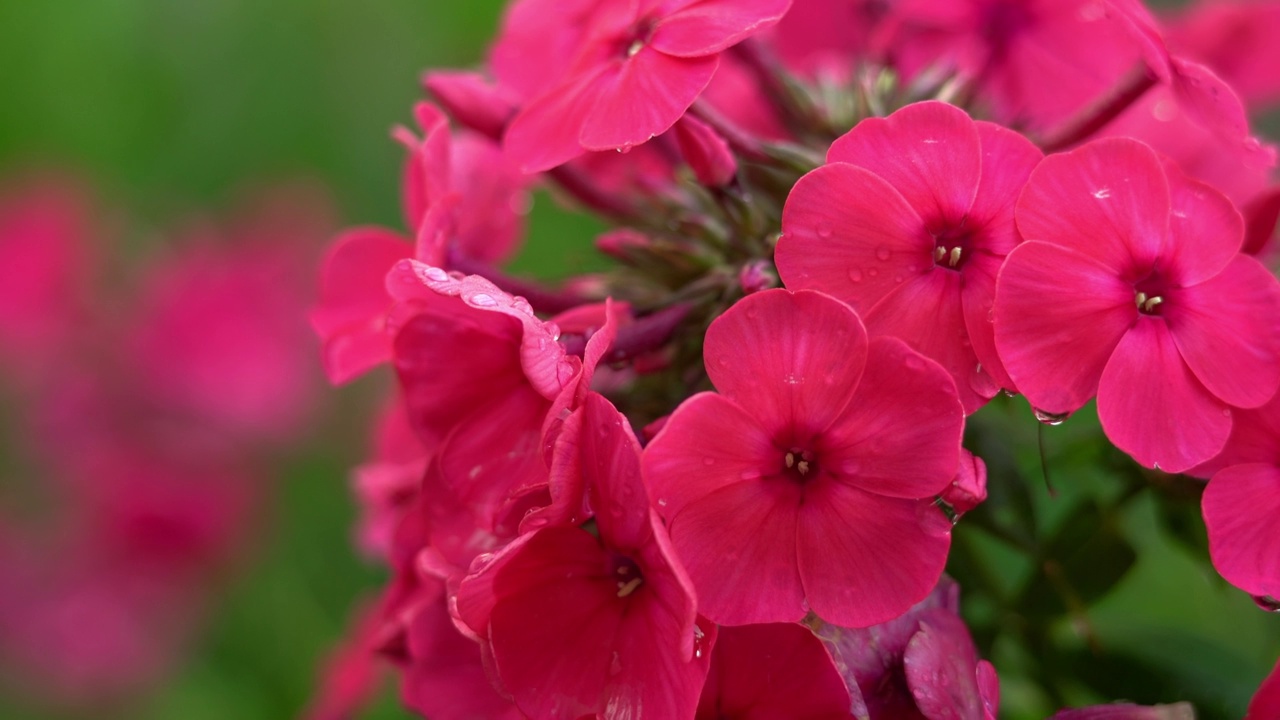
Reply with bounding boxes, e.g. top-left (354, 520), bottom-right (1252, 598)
top-left (643, 288), bottom-right (963, 627)
top-left (995, 136), bottom-right (1280, 472)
